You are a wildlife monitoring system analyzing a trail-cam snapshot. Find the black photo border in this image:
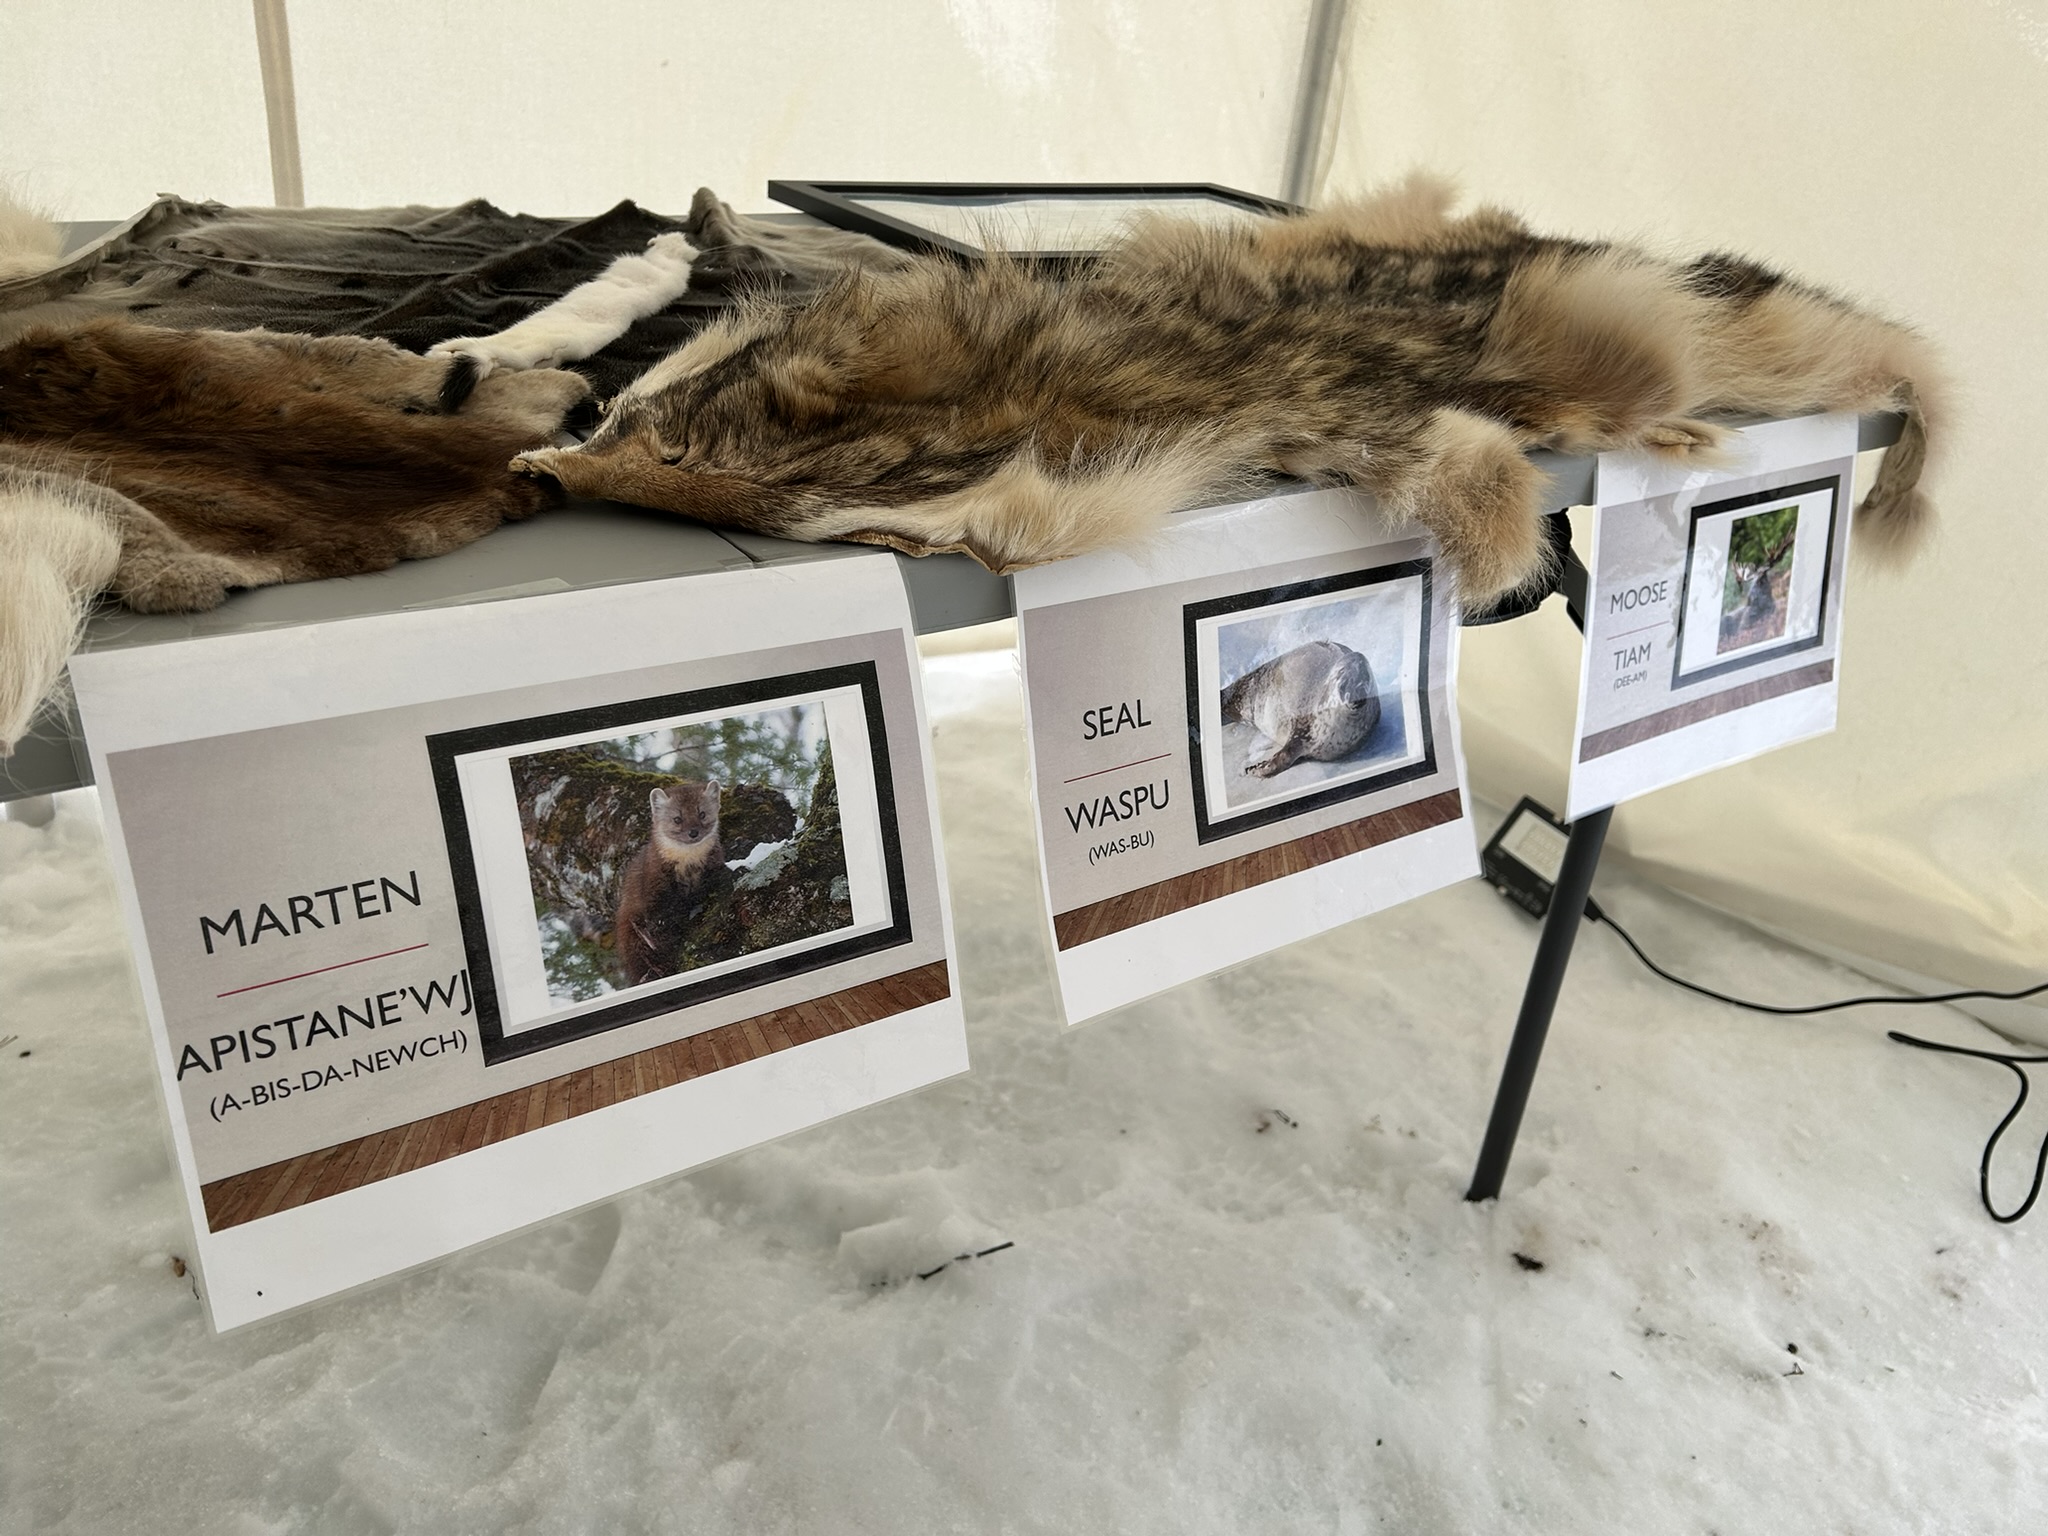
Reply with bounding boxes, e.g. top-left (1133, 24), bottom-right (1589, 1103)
top-left (1670, 474), bottom-right (1841, 690)
top-left (425, 661), bottom-right (913, 1066)
top-left (765, 180), bottom-right (1297, 268)
top-left (1182, 559), bottom-right (1439, 847)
